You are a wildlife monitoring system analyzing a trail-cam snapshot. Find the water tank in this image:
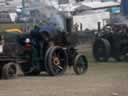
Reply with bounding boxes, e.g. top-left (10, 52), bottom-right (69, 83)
top-left (121, 0), bottom-right (128, 16)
